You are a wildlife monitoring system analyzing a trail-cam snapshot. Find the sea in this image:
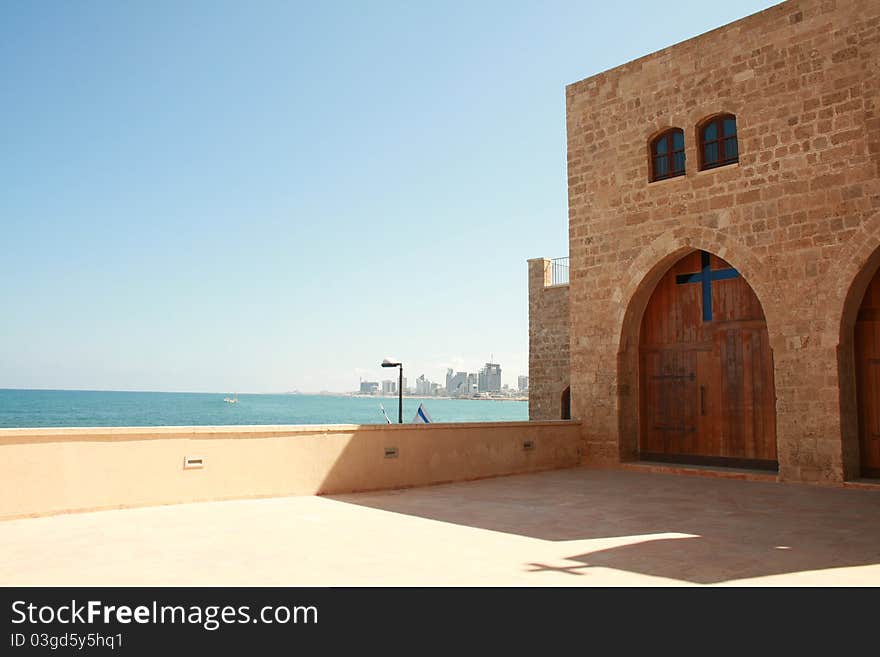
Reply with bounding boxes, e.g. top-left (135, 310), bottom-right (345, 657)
top-left (0, 389), bottom-right (528, 429)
